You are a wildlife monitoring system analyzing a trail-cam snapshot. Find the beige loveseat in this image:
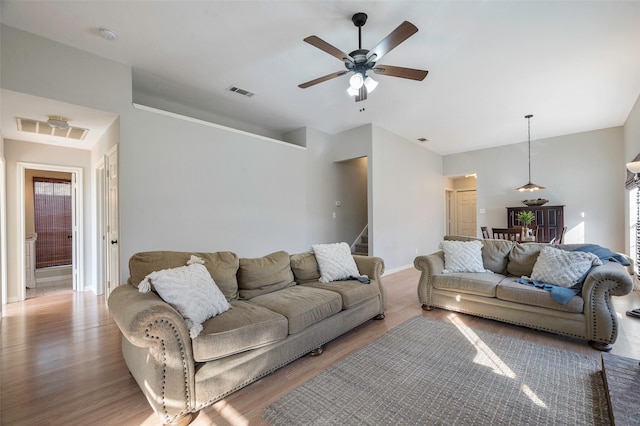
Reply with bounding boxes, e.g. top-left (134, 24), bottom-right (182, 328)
top-left (415, 238), bottom-right (633, 351)
top-left (108, 250), bottom-right (385, 425)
